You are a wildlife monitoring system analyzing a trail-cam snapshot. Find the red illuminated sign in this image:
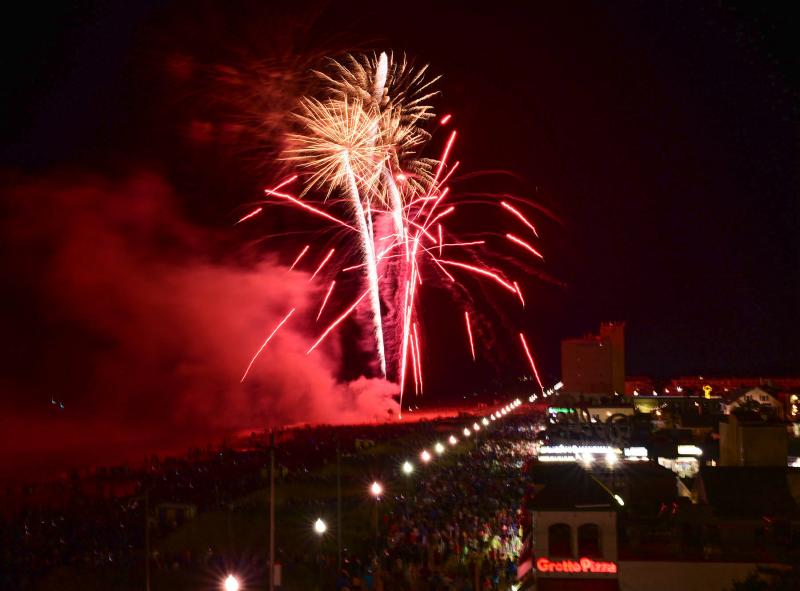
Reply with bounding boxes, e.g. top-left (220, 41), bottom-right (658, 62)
top-left (536, 557), bottom-right (618, 574)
